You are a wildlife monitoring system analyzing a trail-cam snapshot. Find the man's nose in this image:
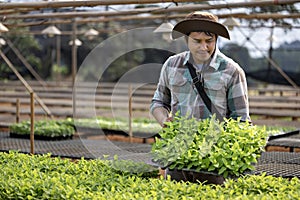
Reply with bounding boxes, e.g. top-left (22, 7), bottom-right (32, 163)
top-left (198, 42), bottom-right (208, 50)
